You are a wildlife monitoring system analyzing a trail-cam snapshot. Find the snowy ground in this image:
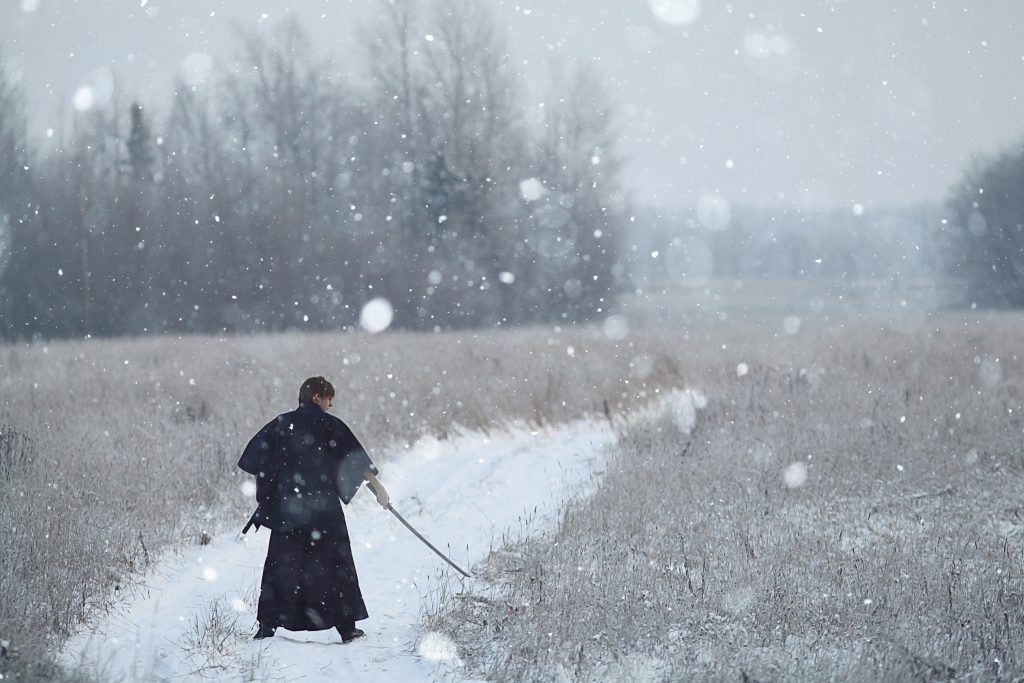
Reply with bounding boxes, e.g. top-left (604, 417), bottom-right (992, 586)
top-left (60, 416), bottom-right (626, 681)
